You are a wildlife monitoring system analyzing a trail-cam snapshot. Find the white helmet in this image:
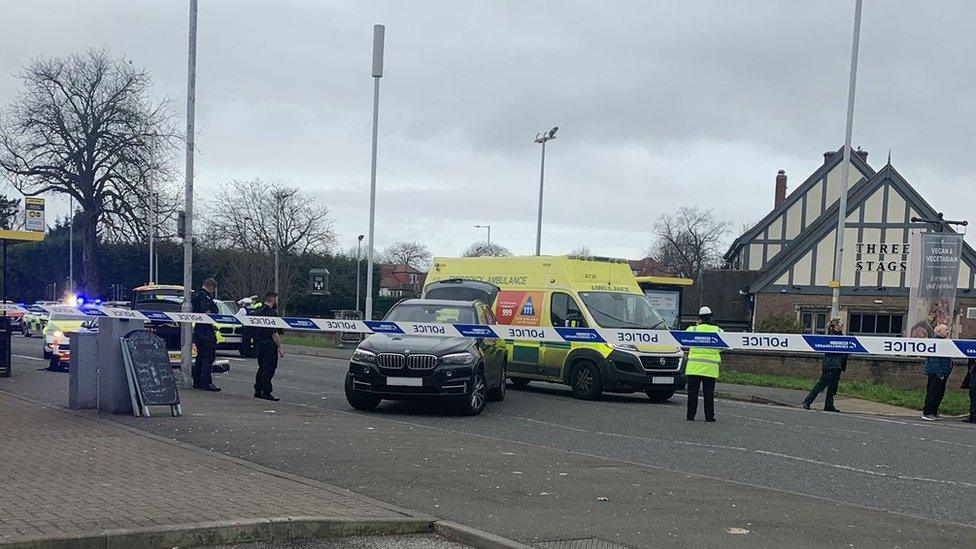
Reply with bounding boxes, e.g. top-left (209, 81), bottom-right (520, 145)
top-left (698, 306), bottom-right (713, 316)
